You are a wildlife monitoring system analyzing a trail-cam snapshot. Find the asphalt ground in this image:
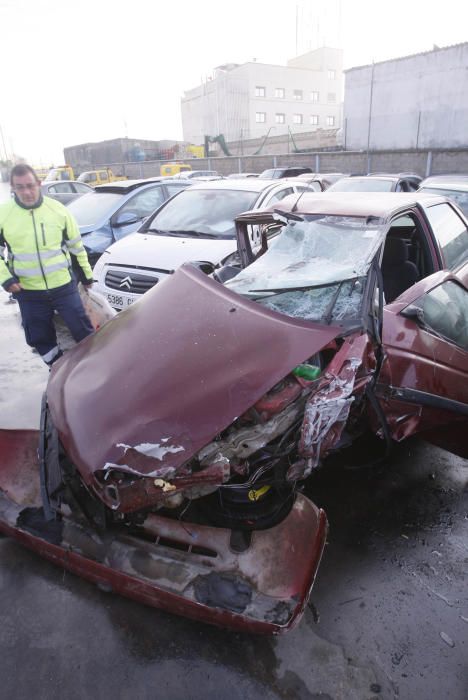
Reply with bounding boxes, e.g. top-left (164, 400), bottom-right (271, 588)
top-left (0, 191), bottom-right (467, 698)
